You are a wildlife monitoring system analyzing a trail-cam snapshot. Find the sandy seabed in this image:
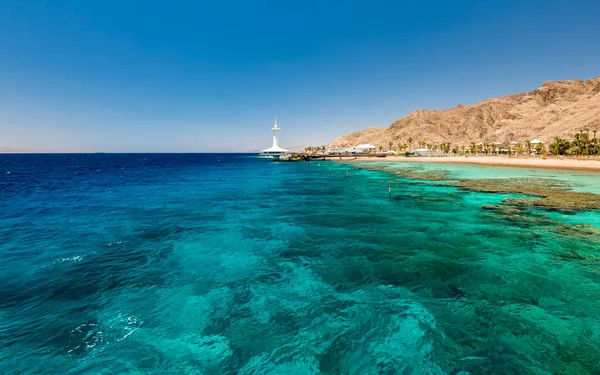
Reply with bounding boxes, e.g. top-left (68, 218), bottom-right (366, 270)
top-left (354, 155), bottom-right (600, 172)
